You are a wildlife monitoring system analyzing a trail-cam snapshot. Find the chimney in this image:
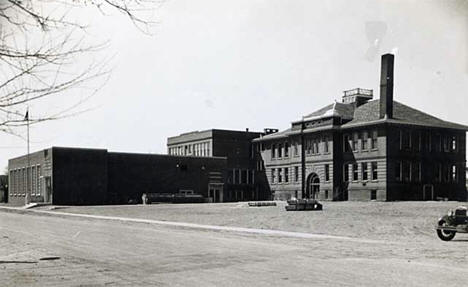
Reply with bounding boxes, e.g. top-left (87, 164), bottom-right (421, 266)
top-left (379, 53), bottom-right (394, 119)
